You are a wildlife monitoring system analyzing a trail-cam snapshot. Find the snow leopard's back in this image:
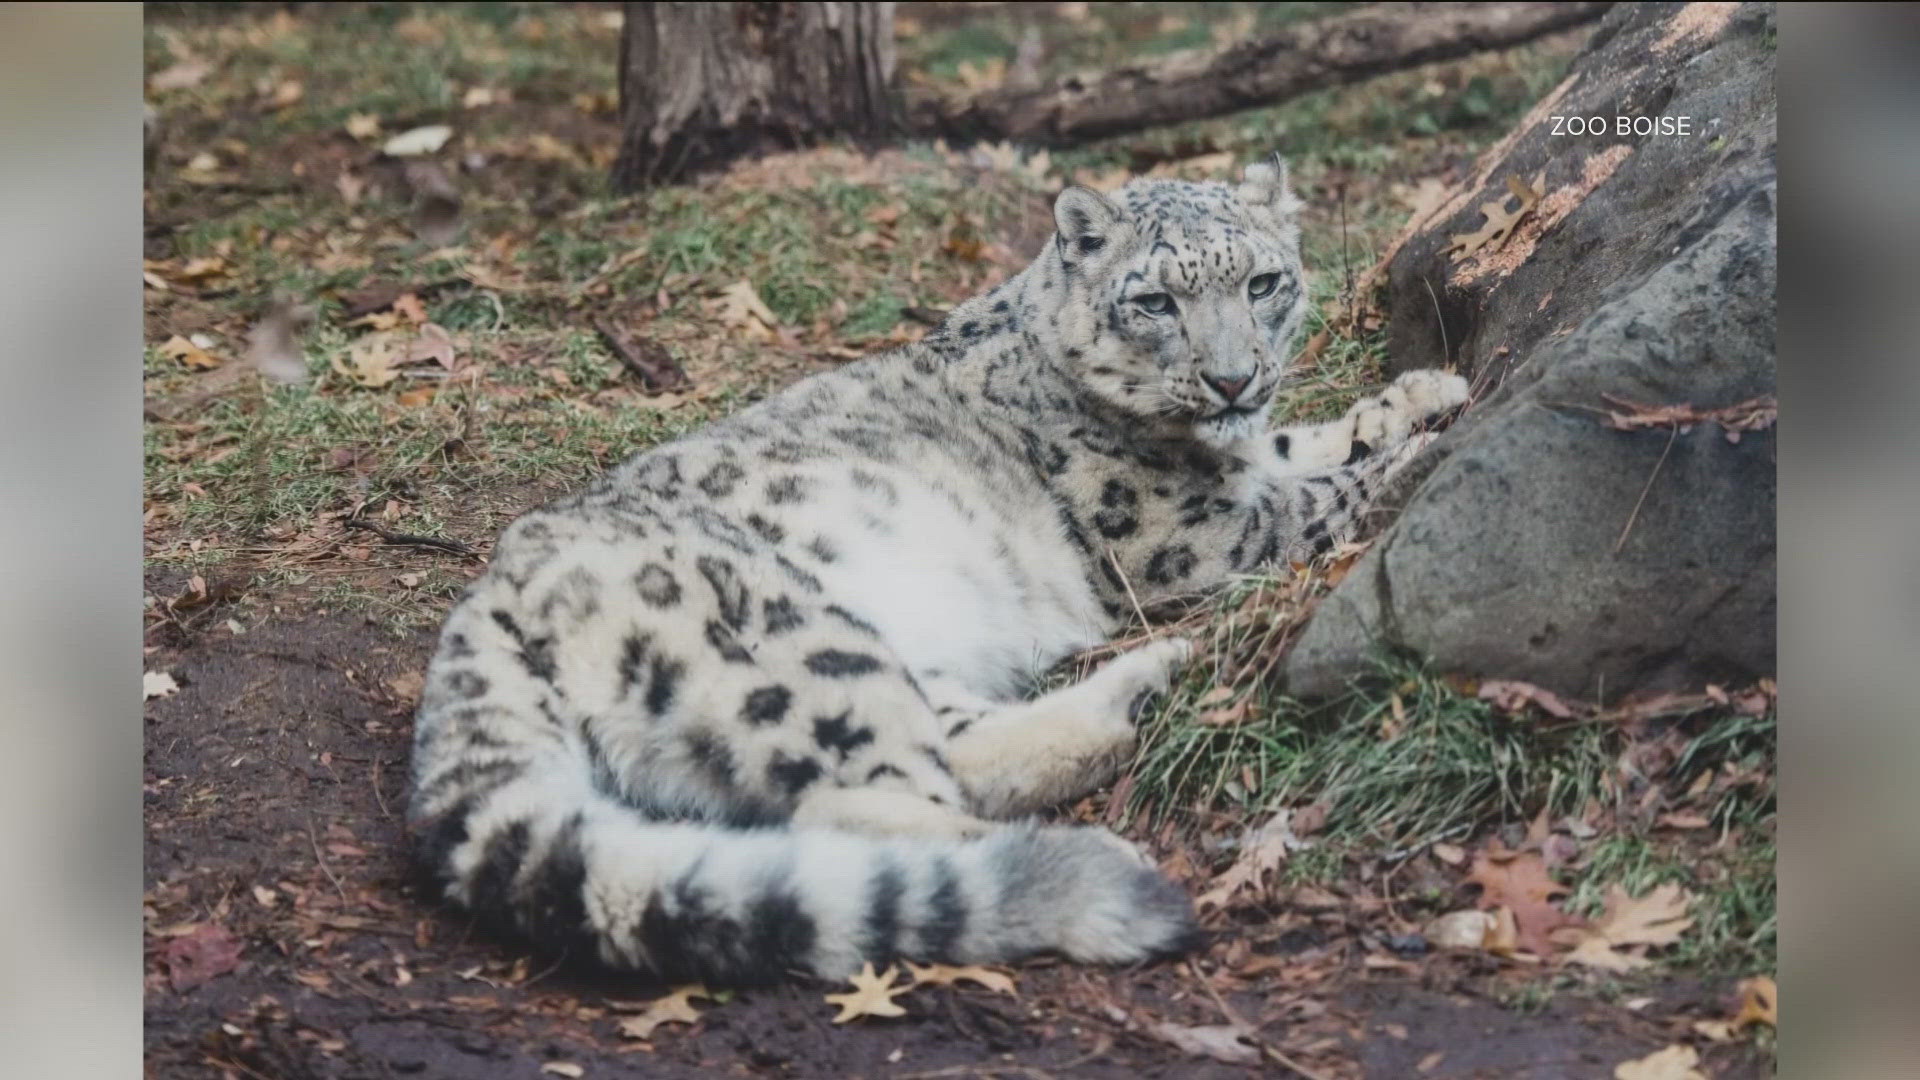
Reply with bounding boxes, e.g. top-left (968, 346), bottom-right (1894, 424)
top-left (408, 350), bottom-right (1196, 981)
